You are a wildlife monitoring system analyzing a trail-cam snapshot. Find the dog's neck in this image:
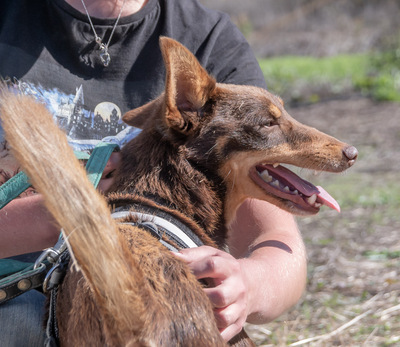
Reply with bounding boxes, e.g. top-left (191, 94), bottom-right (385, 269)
top-left (108, 129), bottom-right (228, 246)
